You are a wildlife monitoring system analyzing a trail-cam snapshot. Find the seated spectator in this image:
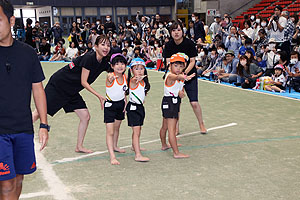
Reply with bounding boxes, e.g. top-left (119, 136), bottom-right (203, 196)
top-left (38, 37), bottom-right (51, 61)
top-left (236, 55), bottom-right (263, 88)
top-left (133, 47), bottom-right (144, 59)
top-left (245, 50), bottom-right (259, 65)
top-left (217, 50), bottom-right (238, 83)
top-left (241, 20), bottom-right (254, 40)
top-left (265, 64), bottom-right (286, 93)
top-left (285, 51), bottom-right (300, 92)
top-left (225, 26), bottom-right (241, 57)
top-left (256, 53), bottom-right (267, 73)
top-left (156, 21), bottom-right (170, 41)
top-left (111, 39), bottom-right (122, 54)
top-left (63, 42), bottom-right (78, 62)
top-left (122, 48), bottom-right (131, 64)
top-left (50, 41), bottom-right (65, 61)
top-left (239, 38), bottom-right (255, 56)
top-left (262, 38), bottom-right (277, 76)
top-left (78, 40), bottom-right (87, 56)
top-left (201, 48), bottom-right (218, 77)
top-left (186, 20), bottom-right (195, 40)
top-left (86, 41), bottom-right (94, 53)
top-left (254, 29), bottom-right (268, 55)
top-left (196, 48), bottom-right (210, 76)
top-left (123, 40), bottom-right (134, 58)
